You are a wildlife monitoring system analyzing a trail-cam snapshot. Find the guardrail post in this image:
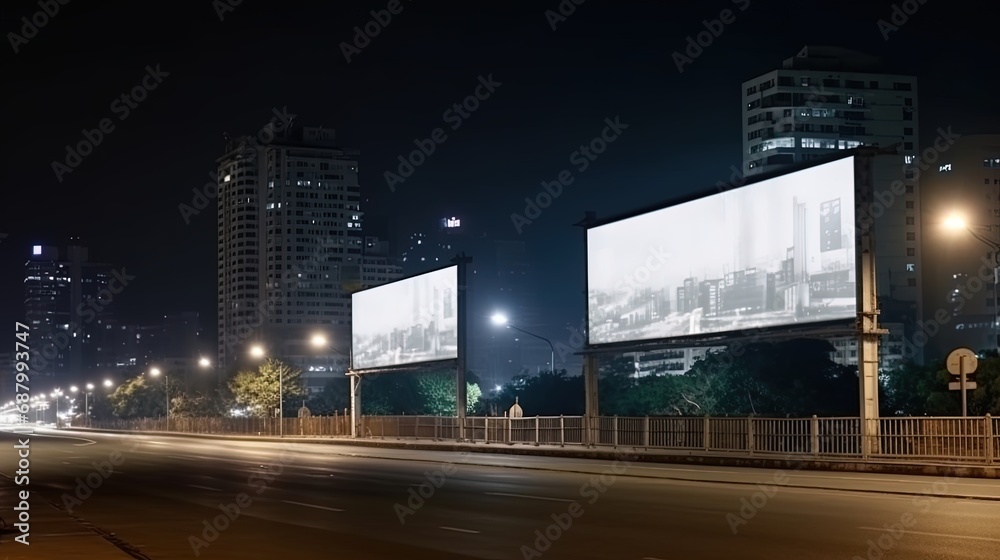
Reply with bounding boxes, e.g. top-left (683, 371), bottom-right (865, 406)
top-left (747, 416), bottom-right (754, 456)
top-left (583, 414), bottom-right (591, 447)
top-left (643, 416), bottom-right (649, 448)
top-left (811, 415), bottom-right (820, 456)
top-left (986, 414), bottom-right (994, 465)
top-left (613, 416), bottom-right (619, 448)
top-left (560, 415), bottom-right (565, 447)
top-left (703, 416), bottom-right (710, 451)
top-left (534, 416), bottom-right (540, 446)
